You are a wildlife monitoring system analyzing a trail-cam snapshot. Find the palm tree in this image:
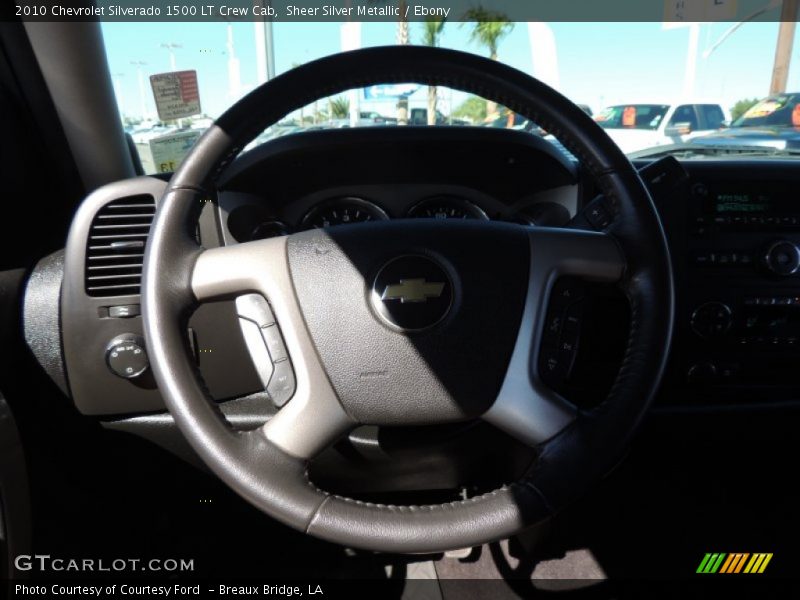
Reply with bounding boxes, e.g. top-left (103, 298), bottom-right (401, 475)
top-left (329, 96), bottom-right (350, 119)
top-left (395, 0), bottom-right (410, 125)
top-left (420, 18), bottom-right (446, 125)
top-left (462, 10), bottom-right (514, 119)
